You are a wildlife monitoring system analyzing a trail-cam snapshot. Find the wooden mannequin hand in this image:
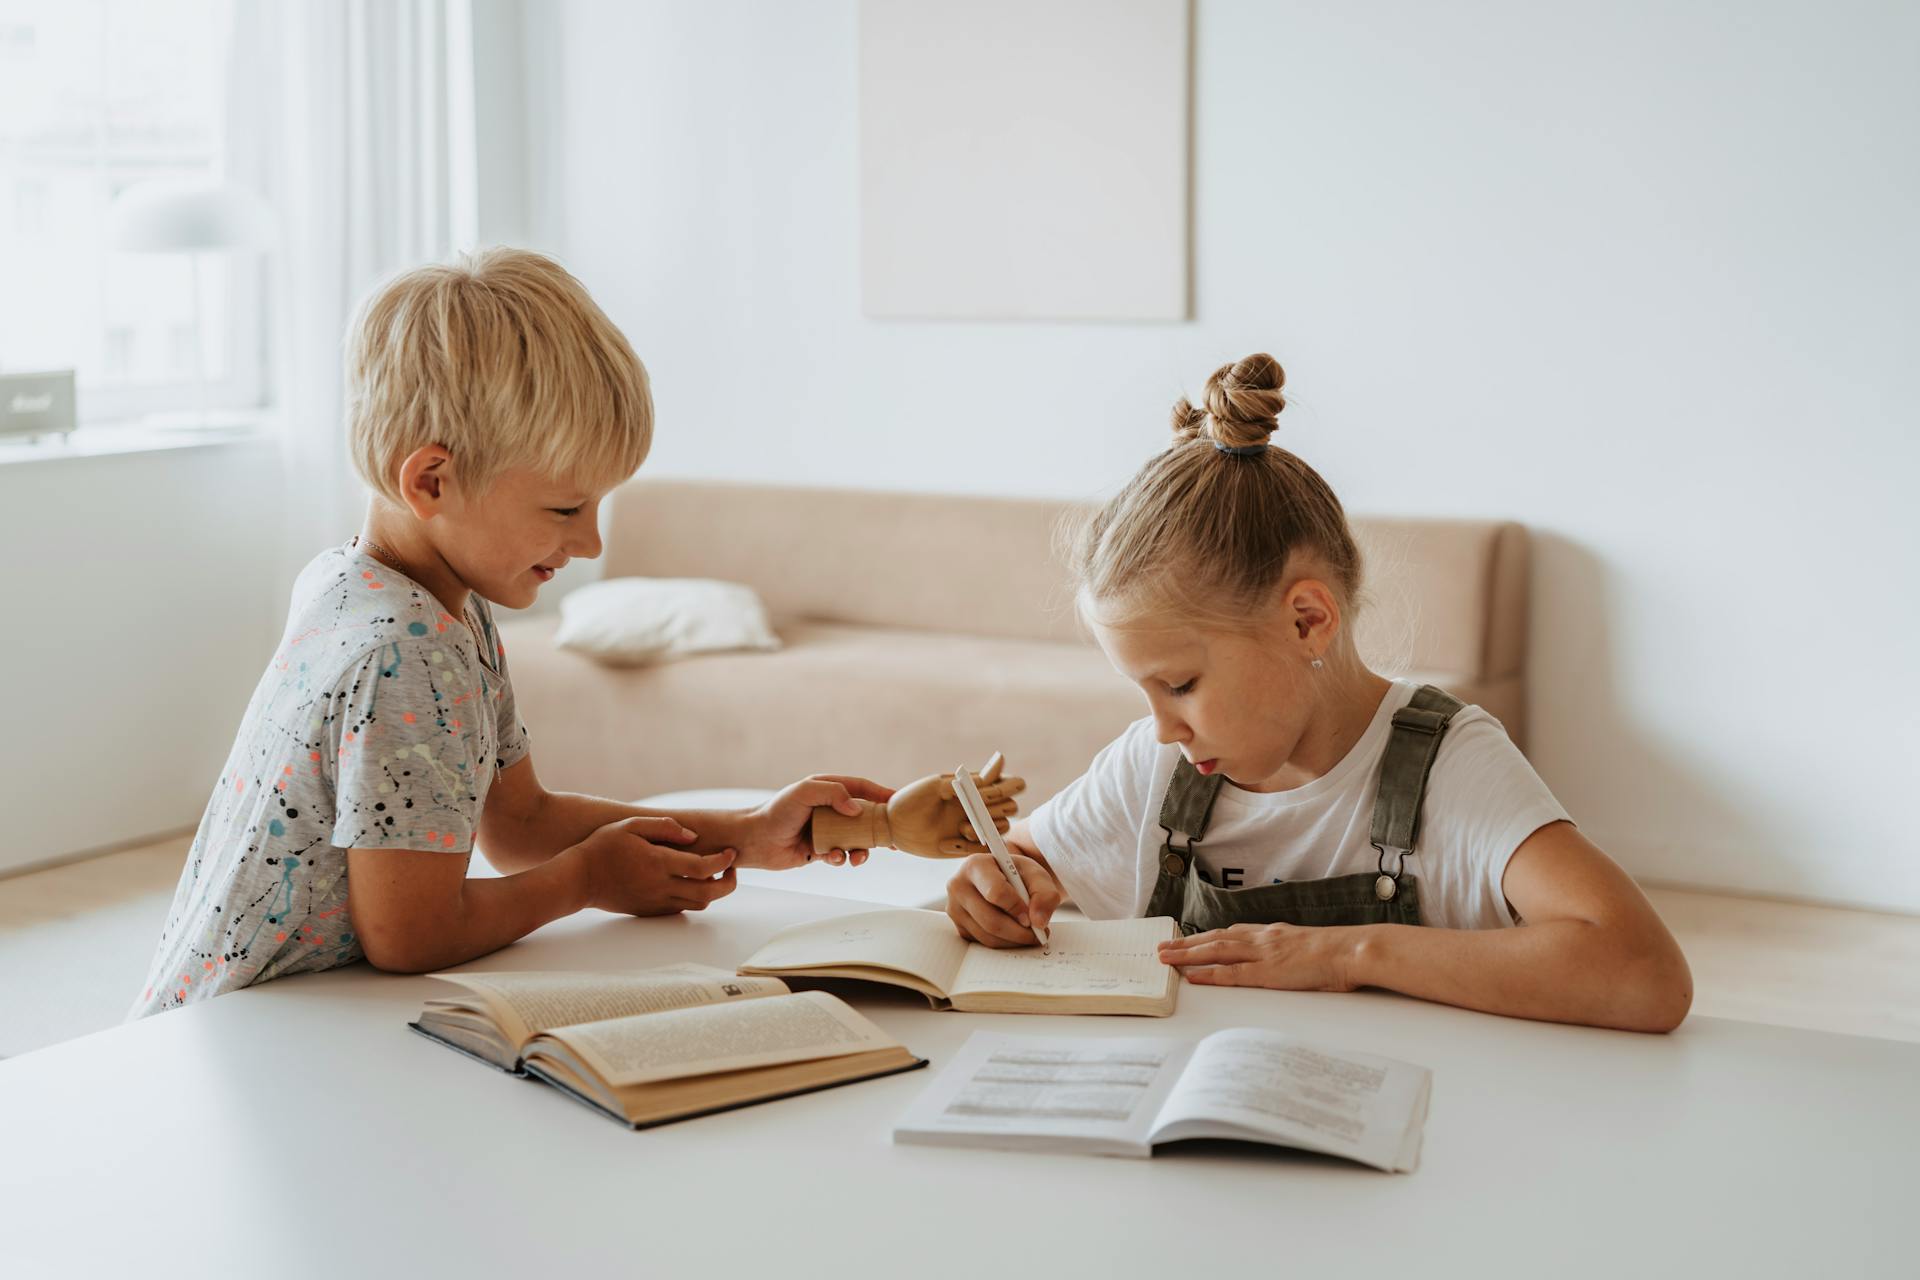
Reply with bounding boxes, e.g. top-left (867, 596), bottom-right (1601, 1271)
top-left (810, 753), bottom-right (1026, 860)
top-left (883, 767), bottom-right (1025, 858)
